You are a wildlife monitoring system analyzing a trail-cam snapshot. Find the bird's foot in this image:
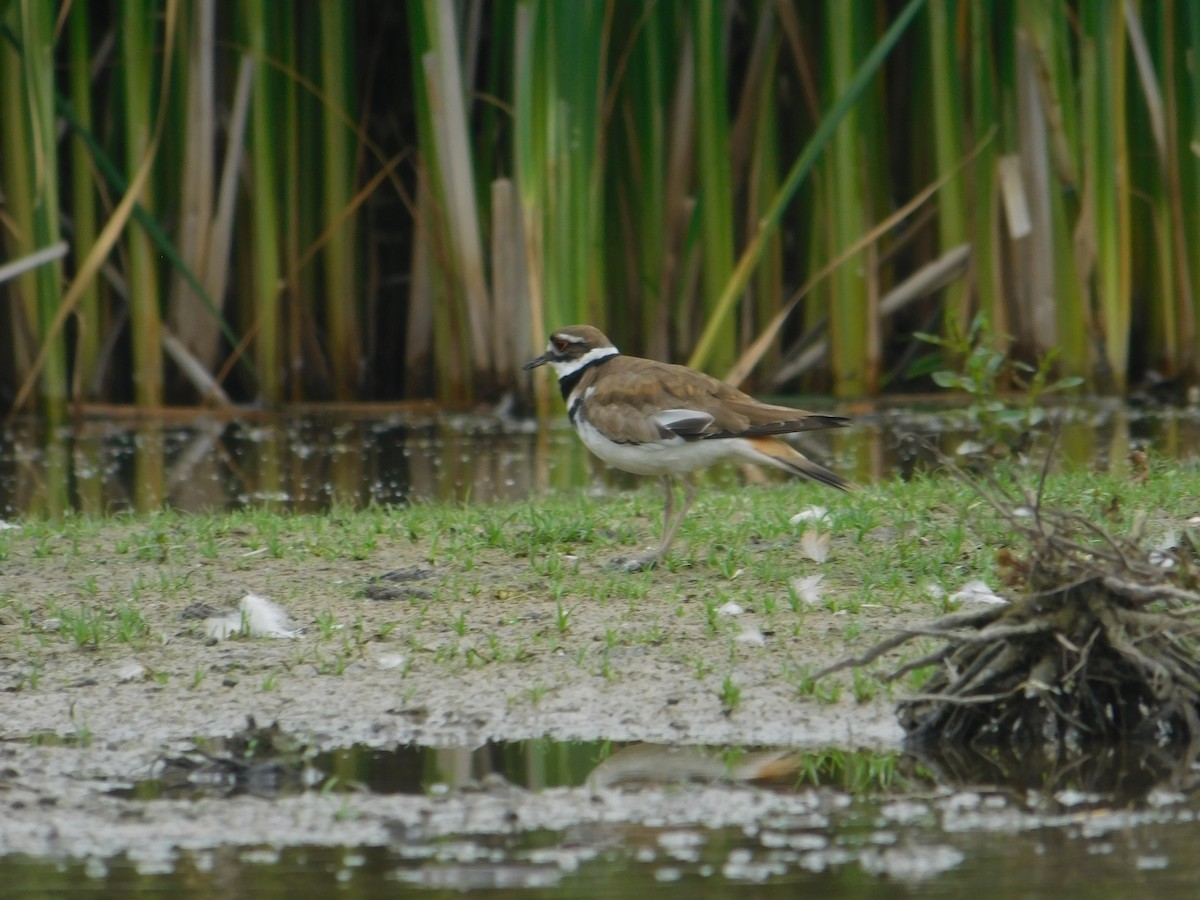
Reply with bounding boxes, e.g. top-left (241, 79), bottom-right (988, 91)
top-left (610, 552), bottom-right (660, 573)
